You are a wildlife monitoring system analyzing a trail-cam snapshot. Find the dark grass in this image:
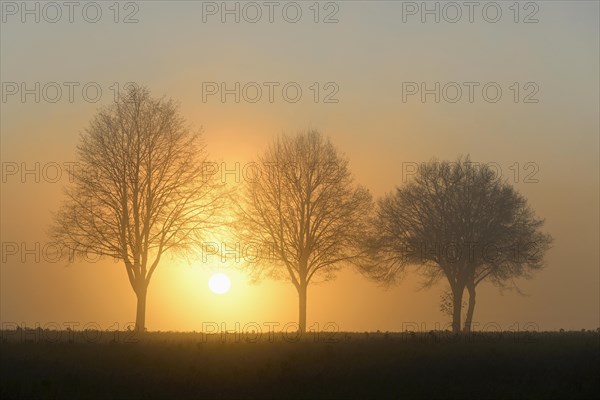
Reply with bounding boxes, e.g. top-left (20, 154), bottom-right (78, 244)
top-left (1, 331), bottom-right (598, 399)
